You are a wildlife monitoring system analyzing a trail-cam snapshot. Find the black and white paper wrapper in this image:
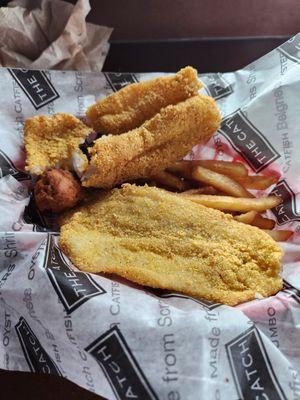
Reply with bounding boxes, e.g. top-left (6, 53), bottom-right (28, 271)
top-left (1, 35), bottom-right (300, 400)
